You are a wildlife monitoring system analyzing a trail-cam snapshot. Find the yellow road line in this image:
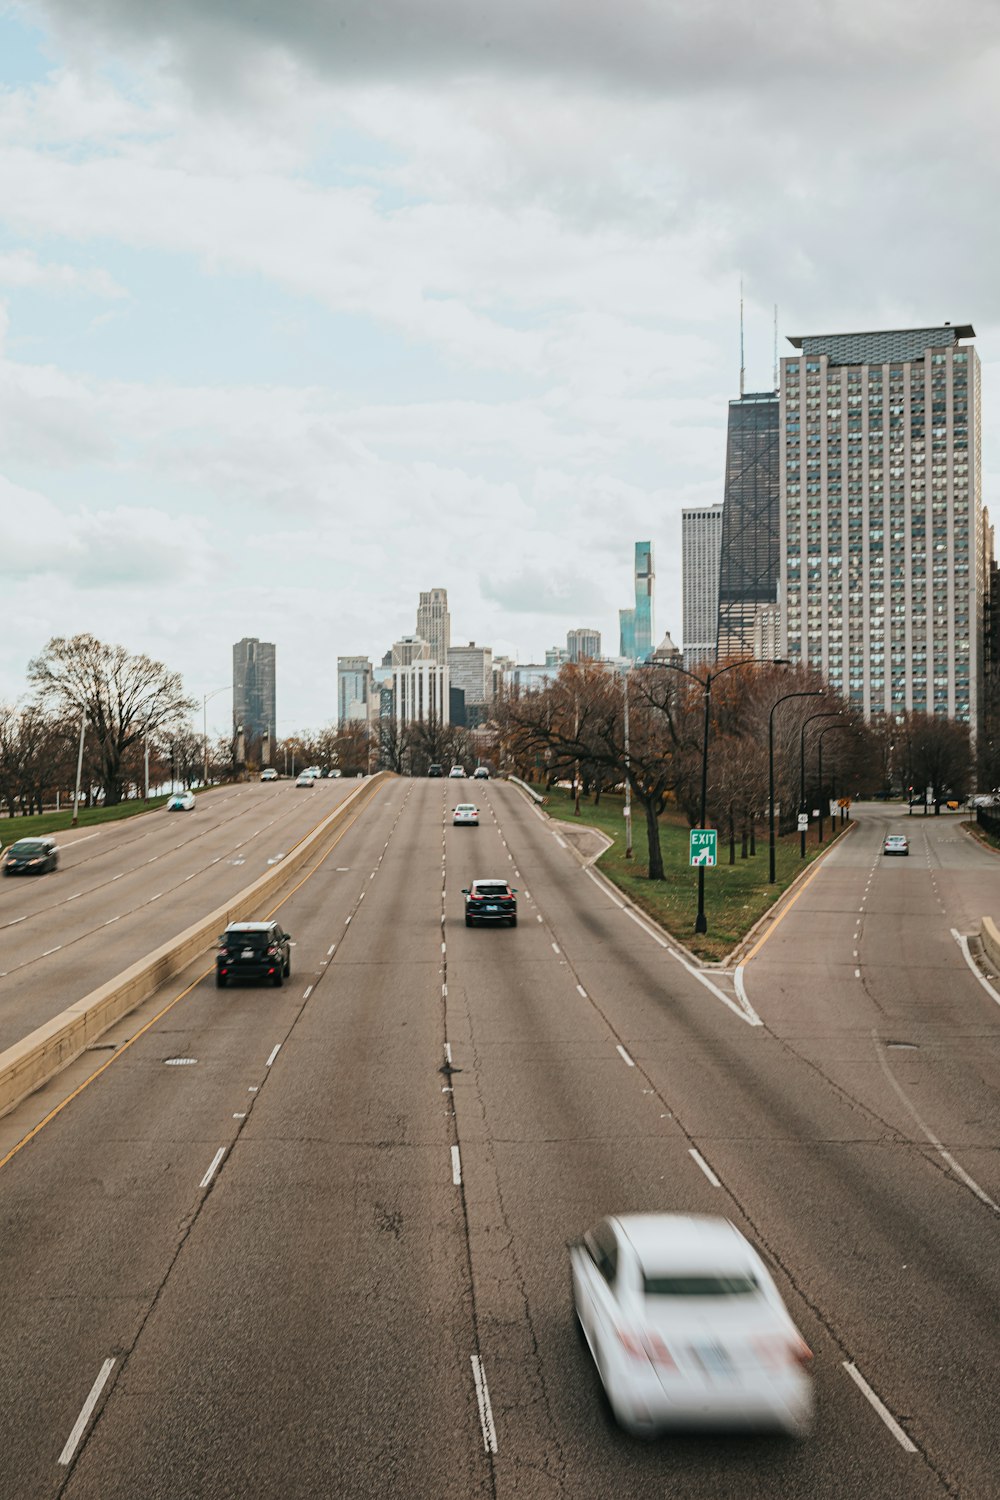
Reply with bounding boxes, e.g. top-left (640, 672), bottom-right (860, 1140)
top-left (741, 823), bottom-right (856, 968)
top-left (0, 778), bottom-right (386, 1177)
